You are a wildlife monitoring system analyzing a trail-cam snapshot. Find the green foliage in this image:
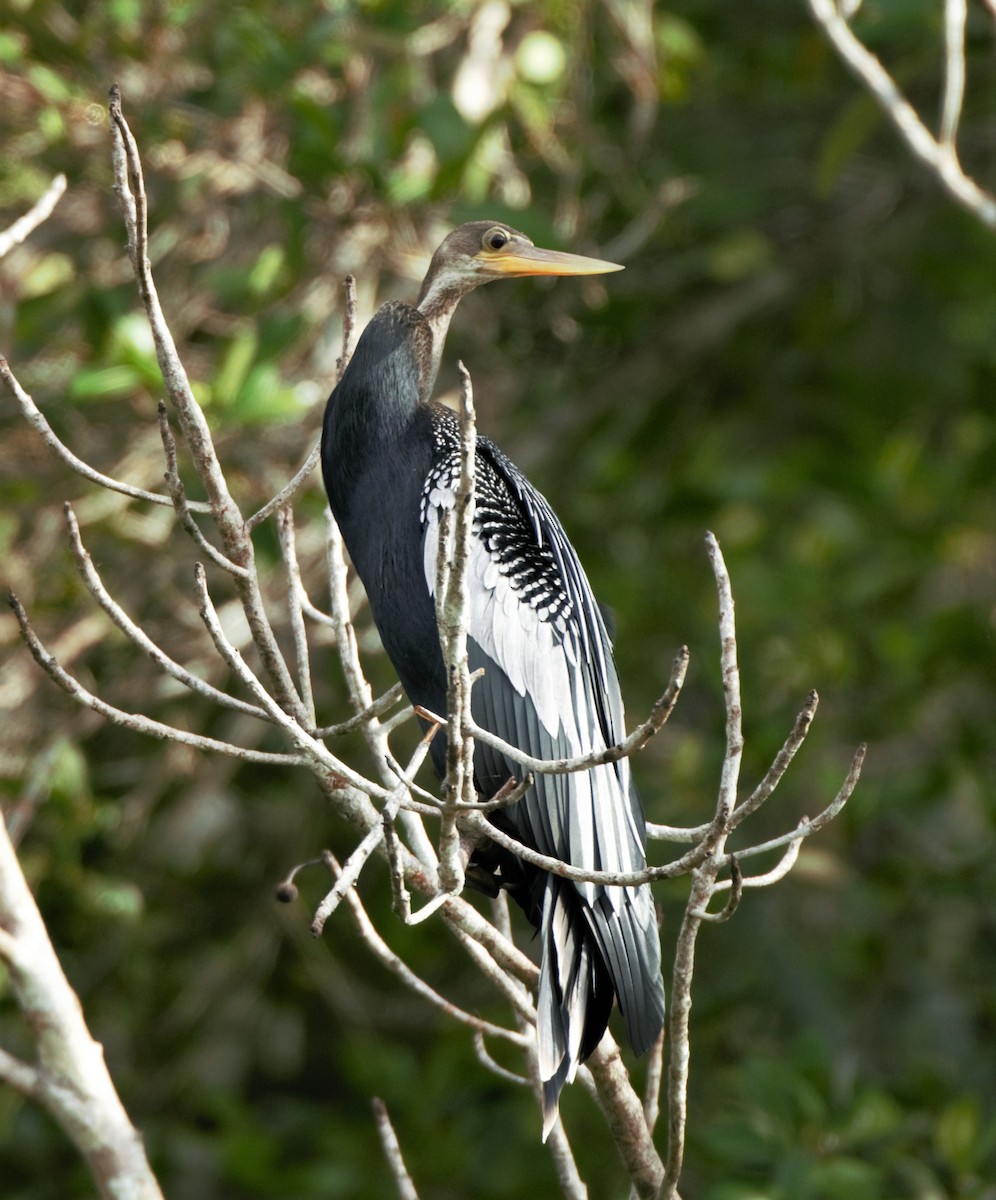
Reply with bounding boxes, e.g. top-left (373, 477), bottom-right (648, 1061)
top-left (2, 0), bottom-right (995, 1196)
